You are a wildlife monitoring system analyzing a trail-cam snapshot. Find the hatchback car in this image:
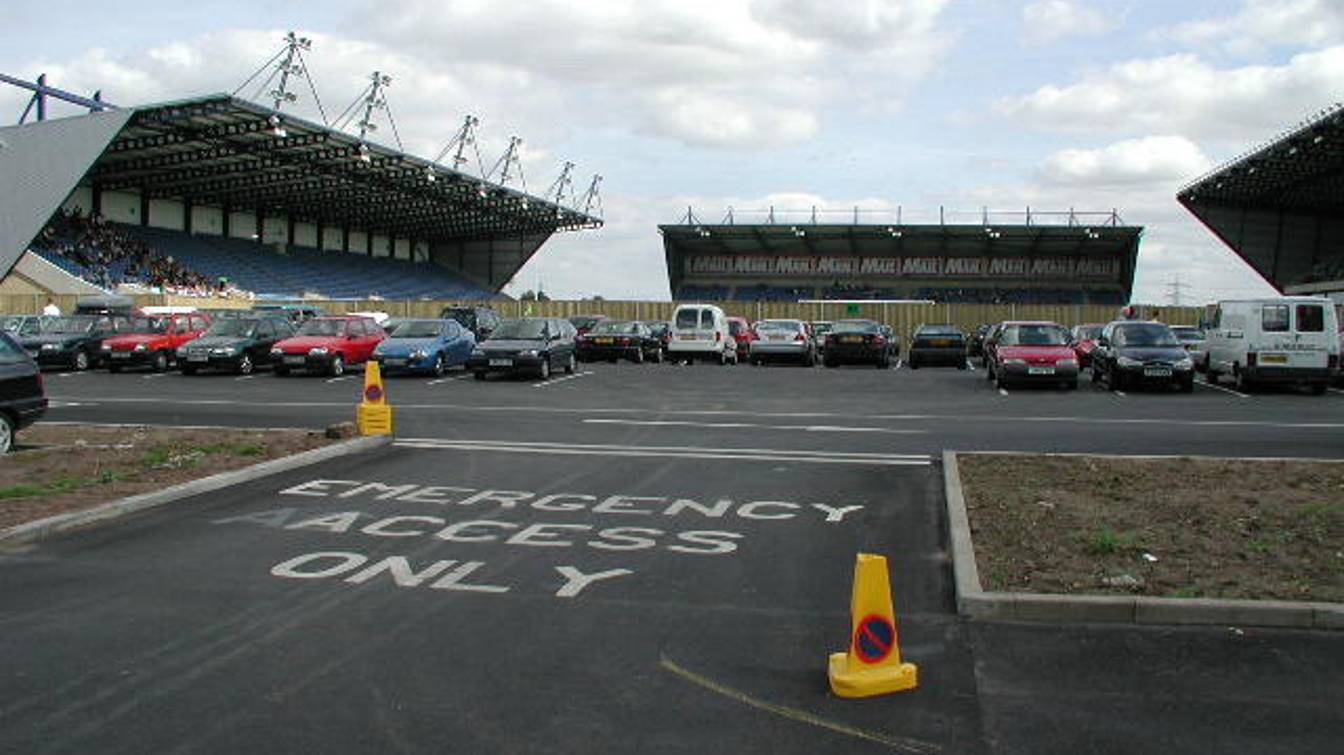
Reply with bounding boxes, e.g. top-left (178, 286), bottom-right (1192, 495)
top-left (985, 321), bottom-right (1079, 390)
top-left (0, 332), bottom-right (47, 453)
top-left (1169, 325), bottom-right (1207, 372)
top-left (271, 316), bottom-right (386, 376)
top-left (822, 320), bottom-right (893, 368)
top-left (568, 314), bottom-right (607, 337)
top-left (469, 317), bottom-right (577, 380)
top-left (102, 312), bottom-right (212, 372)
top-left (726, 317), bottom-right (756, 361)
top-left (439, 306), bottom-right (502, 342)
top-left (179, 316), bottom-right (296, 375)
top-left (374, 318), bottom-right (475, 376)
top-left (749, 319), bottom-right (817, 366)
top-left (1092, 320), bottom-right (1195, 392)
top-left (907, 324), bottom-right (967, 369)
top-left (1070, 323), bottom-right (1105, 368)
top-left (20, 315), bottom-right (130, 371)
top-left (577, 320), bottom-right (664, 363)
